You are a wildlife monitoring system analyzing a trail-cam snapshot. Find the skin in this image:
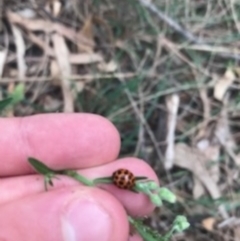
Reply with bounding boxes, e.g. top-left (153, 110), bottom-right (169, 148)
top-left (0, 113), bottom-right (159, 241)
